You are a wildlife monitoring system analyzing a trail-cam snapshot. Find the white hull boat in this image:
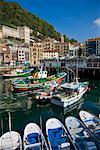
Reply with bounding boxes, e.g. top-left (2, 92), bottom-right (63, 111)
top-left (65, 116), bottom-right (98, 150)
top-left (2, 69), bottom-right (33, 78)
top-left (46, 118), bottom-right (77, 150)
top-left (0, 112), bottom-right (22, 150)
top-left (0, 131), bottom-right (22, 150)
top-left (51, 83), bottom-right (88, 108)
top-left (23, 123), bottom-right (48, 150)
top-left (79, 110), bottom-right (100, 142)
